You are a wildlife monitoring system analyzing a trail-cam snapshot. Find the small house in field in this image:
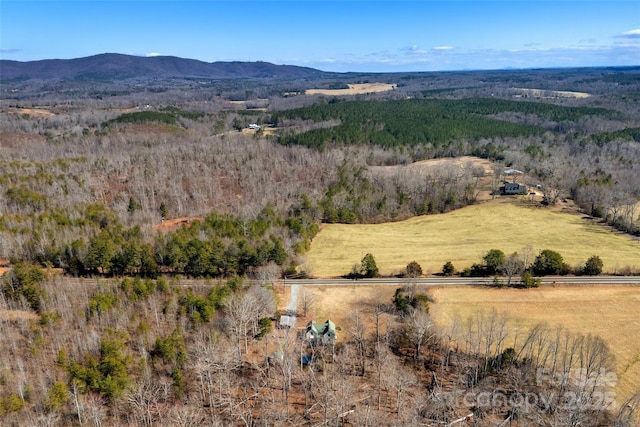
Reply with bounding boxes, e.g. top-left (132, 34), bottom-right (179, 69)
top-left (305, 320), bottom-right (336, 346)
top-left (500, 182), bottom-right (528, 195)
top-left (500, 168), bottom-right (527, 195)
